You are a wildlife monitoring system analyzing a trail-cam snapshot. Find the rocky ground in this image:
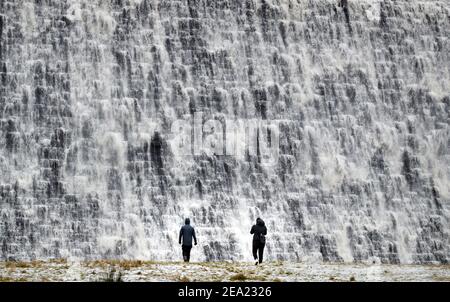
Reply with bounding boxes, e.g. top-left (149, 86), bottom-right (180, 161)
top-left (0, 260), bottom-right (449, 282)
